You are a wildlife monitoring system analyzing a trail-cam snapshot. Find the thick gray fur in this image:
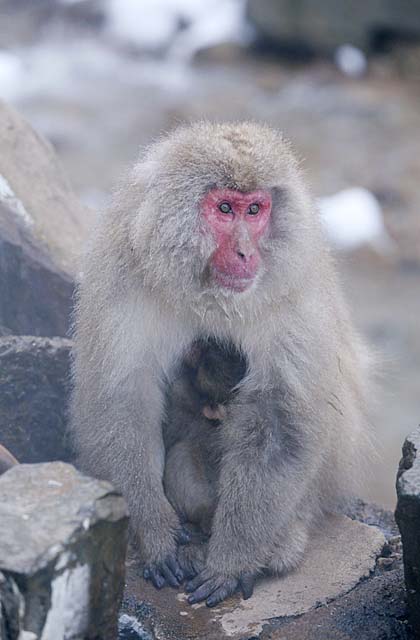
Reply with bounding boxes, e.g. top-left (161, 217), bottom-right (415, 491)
top-left (70, 122), bottom-right (373, 586)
